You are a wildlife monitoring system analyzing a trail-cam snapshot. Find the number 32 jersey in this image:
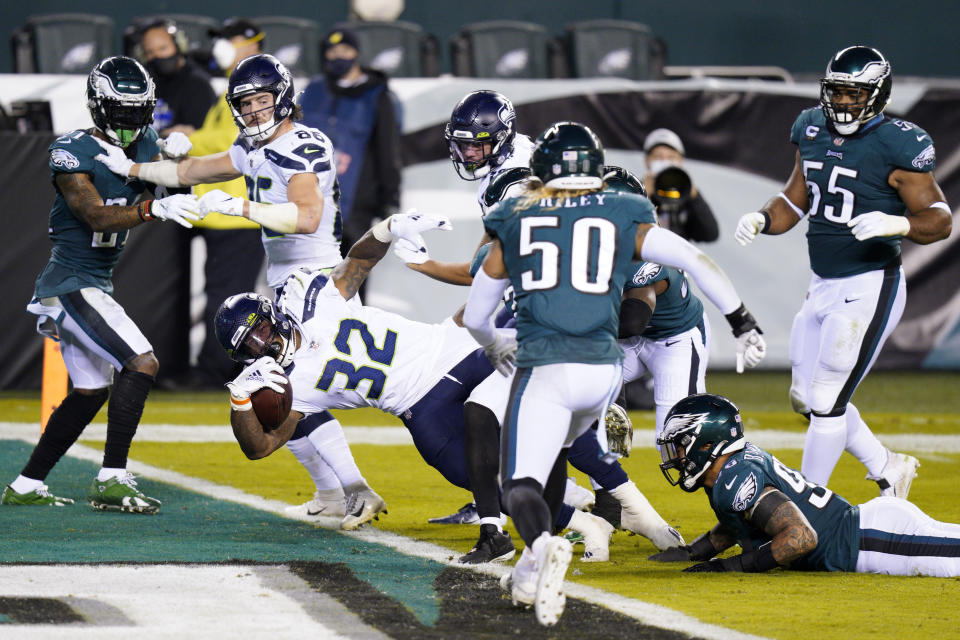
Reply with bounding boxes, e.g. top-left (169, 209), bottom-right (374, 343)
top-left (279, 270), bottom-right (479, 416)
top-left (790, 108), bottom-right (936, 278)
top-left (229, 123), bottom-right (343, 287)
